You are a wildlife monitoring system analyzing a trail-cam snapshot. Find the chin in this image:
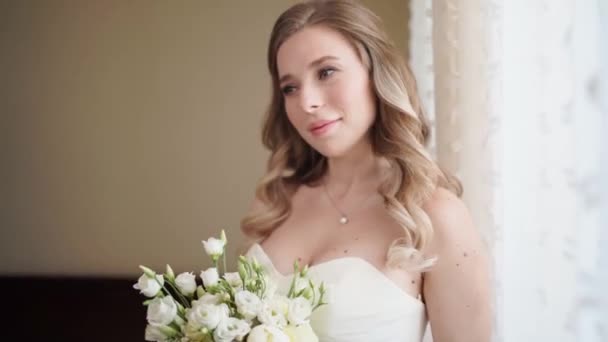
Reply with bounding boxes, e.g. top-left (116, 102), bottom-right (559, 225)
top-left (313, 144), bottom-right (351, 159)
